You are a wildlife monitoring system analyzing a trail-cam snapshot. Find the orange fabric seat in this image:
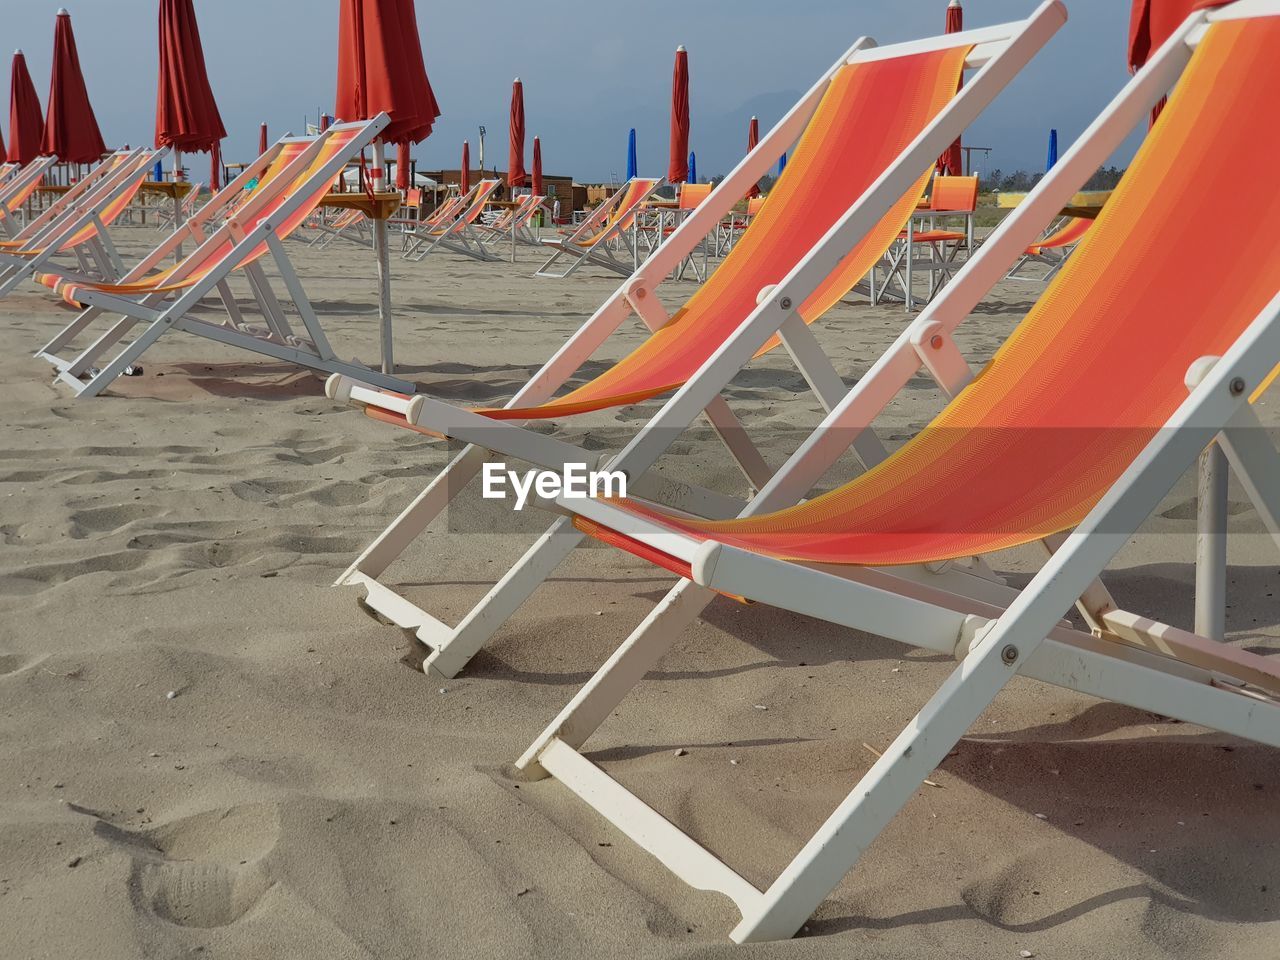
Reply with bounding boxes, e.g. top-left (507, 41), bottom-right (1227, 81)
top-left (1026, 216), bottom-right (1092, 255)
top-left (571, 178), bottom-right (659, 247)
top-left (361, 45), bottom-right (970, 435)
top-left (578, 17), bottom-right (1280, 569)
